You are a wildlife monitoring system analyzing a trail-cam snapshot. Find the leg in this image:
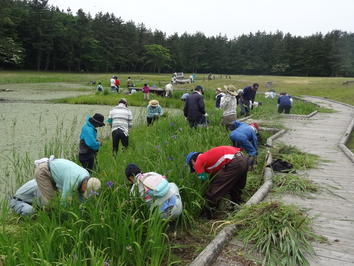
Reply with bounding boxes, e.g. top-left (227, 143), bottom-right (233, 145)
top-left (112, 129), bottom-right (120, 155)
top-left (284, 105), bottom-right (291, 114)
top-left (278, 105), bottom-right (284, 113)
top-left (35, 163), bottom-right (57, 205)
top-left (121, 133), bottom-right (129, 150)
top-left (147, 117), bottom-right (153, 126)
top-left (9, 199), bottom-right (34, 215)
